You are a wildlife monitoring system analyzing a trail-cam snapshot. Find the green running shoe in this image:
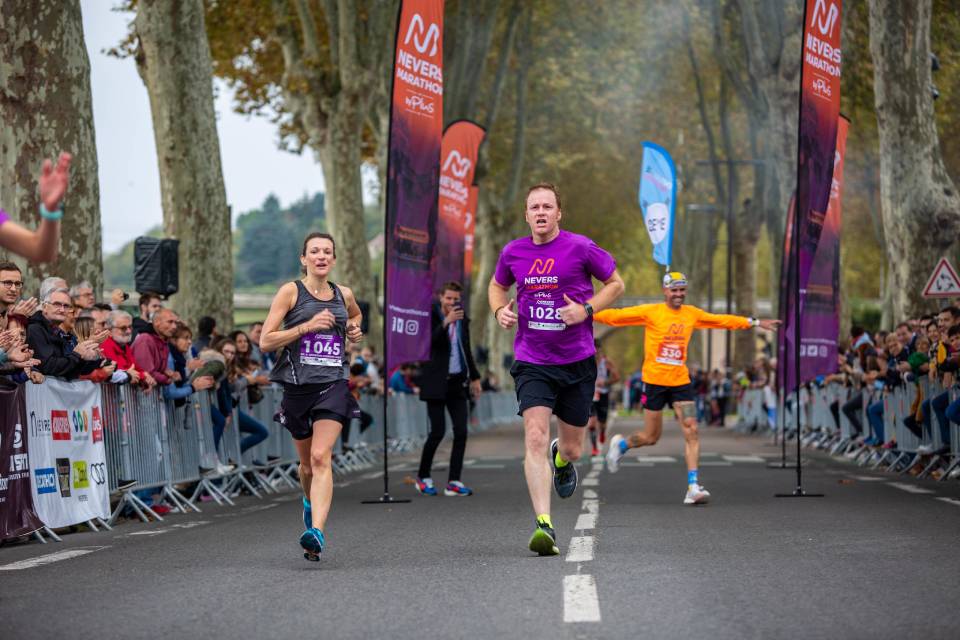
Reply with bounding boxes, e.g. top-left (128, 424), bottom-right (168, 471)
top-left (528, 521), bottom-right (560, 556)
